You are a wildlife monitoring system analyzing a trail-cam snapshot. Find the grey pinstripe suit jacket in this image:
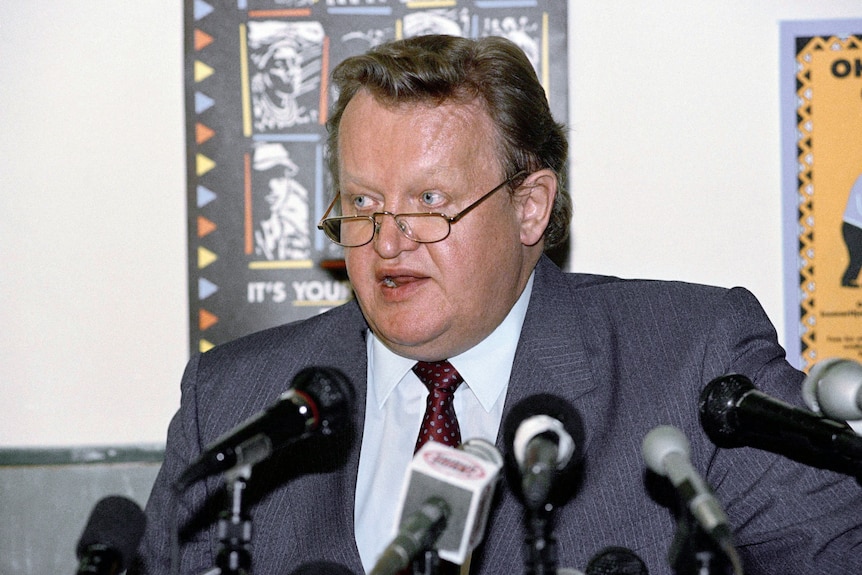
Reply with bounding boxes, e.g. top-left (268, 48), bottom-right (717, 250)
top-left (136, 255), bottom-right (862, 574)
